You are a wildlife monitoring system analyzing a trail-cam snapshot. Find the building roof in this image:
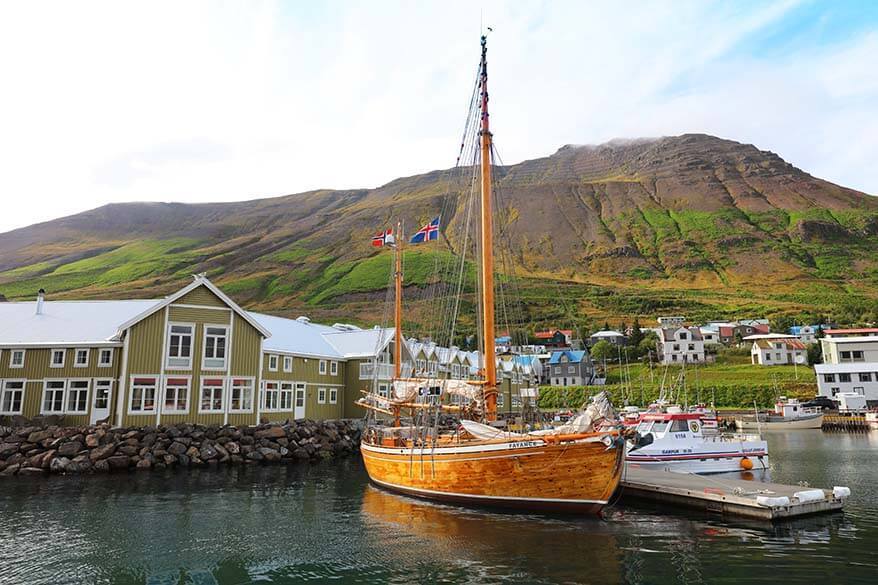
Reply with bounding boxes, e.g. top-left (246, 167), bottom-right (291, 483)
top-left (114, 275), bottom-right (271, 339)
top-left (248, 312), bottom-right (345, 359)
top-left (825, 328), bottom-right (878, 336)
top-left (753, 338), bottom-right (806, 350)
top-left (590, 330), bottom-right (625, 338)
top-left (322, 327), bottom-right (397, 359)
top-left (548, 350), bottom-right (587, 364)
top-left (815, 362), bottom-right (878, 373)
top-left (820, 336), bottom-right (878, 344)
top-left (0, 299), bottom-right (159, 346)
top-left (743, 334), bottom-right (798, 341)
top-left (659, 327), bottom-right (703, 342)
top-left (534, 329), bottom-right (573, 339)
